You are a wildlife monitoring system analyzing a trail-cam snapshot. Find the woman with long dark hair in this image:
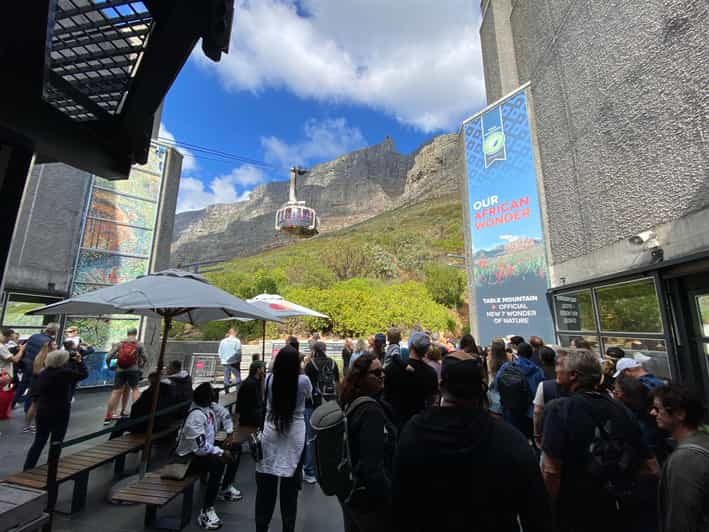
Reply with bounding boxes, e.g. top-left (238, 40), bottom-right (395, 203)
top-left (338, 354), bottom-right (397, 532)
top-left (486, 339), bottom-right (508, 416)
top-left (255, 345), bottom-right (312, 532)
